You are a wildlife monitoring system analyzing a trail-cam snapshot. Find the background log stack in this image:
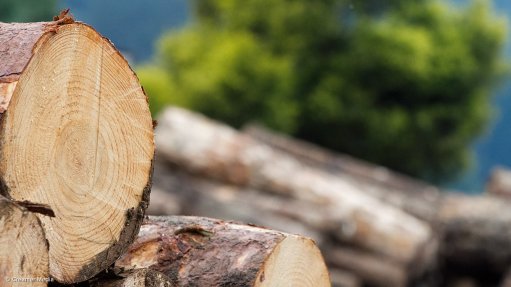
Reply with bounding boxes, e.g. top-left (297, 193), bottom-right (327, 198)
top-left (152, 106), bottom-right (511, 287)
top-left (0, 16), bottom-right (330, 287)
